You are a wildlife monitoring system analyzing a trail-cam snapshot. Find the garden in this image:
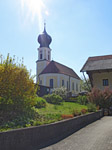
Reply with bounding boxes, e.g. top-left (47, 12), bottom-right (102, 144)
top-left (0, 92), bottom-right (96, 132)
top-left (0, 54), bottom-right (112, 132)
